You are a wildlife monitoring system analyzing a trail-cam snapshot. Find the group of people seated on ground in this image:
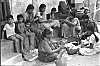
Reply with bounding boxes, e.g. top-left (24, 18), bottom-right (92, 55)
top-left (2, 1), bottom-right (100, 63)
